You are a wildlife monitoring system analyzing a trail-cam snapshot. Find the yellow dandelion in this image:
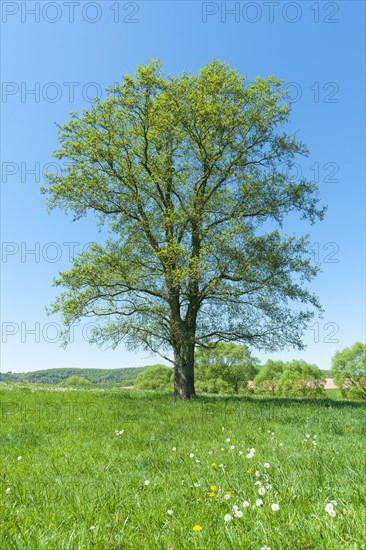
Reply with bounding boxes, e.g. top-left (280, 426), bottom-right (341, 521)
top-left (226, 491), bottom-right (232, 496)
top-left (209, 492), bottom-right (215, 497)
top-left (211, 463), bottom-right (217, 468)
top-left (193, 524), bottom-right (203, 531)
top-left (210, 485), bottom-right (217, 491)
